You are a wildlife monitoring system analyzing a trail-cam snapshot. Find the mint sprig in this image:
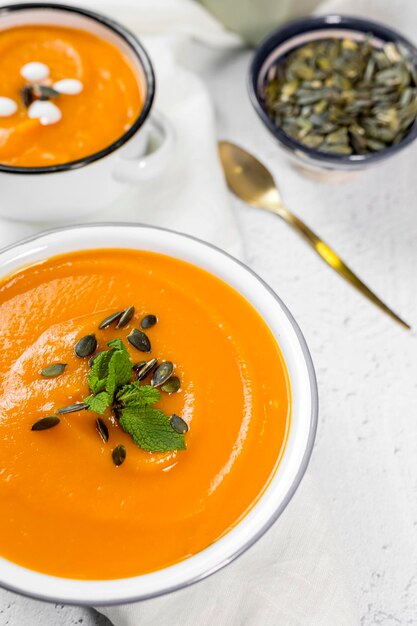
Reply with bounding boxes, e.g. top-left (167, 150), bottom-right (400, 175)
top-left (116, 382), bottom-right (161, 408)
top-left (119, 406), bottom-right (186, 452)
top-left (85, 391), bottom-right (110, 415)
top-left (84, 340), bottom-right (186, 452)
